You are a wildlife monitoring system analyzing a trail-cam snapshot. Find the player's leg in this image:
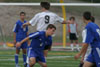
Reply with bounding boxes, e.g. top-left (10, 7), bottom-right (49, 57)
top-left (69, 33), bottom-right (74, 51)
top-left (75, 40), bottom-right (80, 51)
top-left (22, 42), bottom-right (27, 66)
top-left (84, 52), bottom-right (95, 67)
top-left (83, 61), bottom-right (94, 67)
top-left (38, 61), bottom-right (47, 67)
top-left (15, 47), bottom-right (20, 67)
top-left (73, 33), bottom-right (79, 51)
top-left (29, 57), bottom-right (36, 67)
top-left (44, 50), bottom-right (48, 57)
top-left (43, 45), bottom-right (51, 57)
top-left (79, 62), bottom-right (84, 67)
top-left (38, 52), bottom-right (47, 67)
top-left (22, 49), bottom-right (27, 66)
top-left (70, 40), bottom-right (74, 51)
